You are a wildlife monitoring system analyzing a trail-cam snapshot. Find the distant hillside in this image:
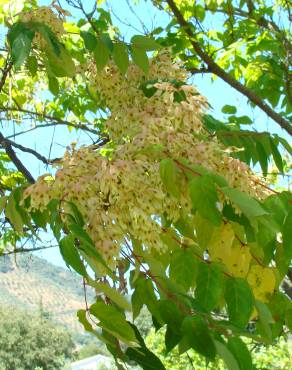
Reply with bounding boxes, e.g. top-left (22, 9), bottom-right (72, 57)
top-left (0, 253), bottom-right (94, 332)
